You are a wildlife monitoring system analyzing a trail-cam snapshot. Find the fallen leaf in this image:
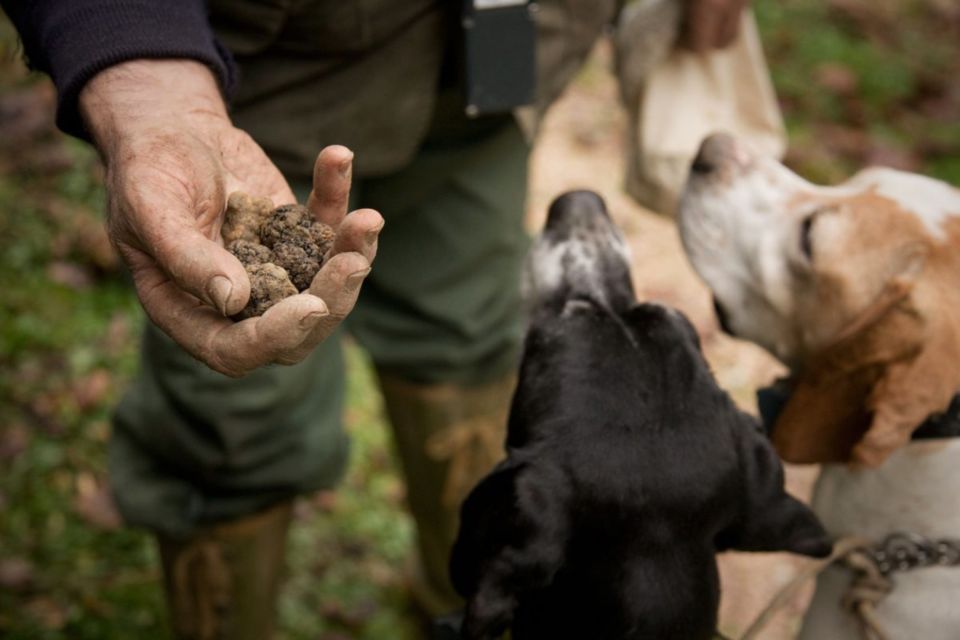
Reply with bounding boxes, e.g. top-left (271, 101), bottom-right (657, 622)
top-left (25, 596), bottom-right (68, 630)
top-left (0, 424), bottom-right (29, 462)
top-left (72, 369), bottom-right (112, 411)
top-left (866, 145), bottom-right (921, 172)
top-left (0, 557), bottom-right (35, 591)
top-left (382, 476), bottom-right (406, 505)
top-left (41, 198), bottom-right (119, 274)
top-left (818, 125), bottom-right (871, 159)
top-left (0, 83), bottom-right (56, 148)
top-left (102, 313), bottom-right (132, 356)
top-left (76, 223), bottom-right (119, 272)
top-left (827, 0), bottom-right (898, 44)
top-left (366, 560), bottom-right (398, 587)
top-left (21, 143), bottom-right (74, 175)
top-left (815, 63), bottom-right (858, 95)
top-left (47, 261), bottom-right (94, 290)
top-left (319, 599), bottom-right (379, 630)
top-left (74, 473), bottom-right (123, 531)
top-left (312, 490), bottom-right (339, 513)
top-left (29, 393), bottom-right (66, 436)
top-left (80, 591), bottom-right (114, 617)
